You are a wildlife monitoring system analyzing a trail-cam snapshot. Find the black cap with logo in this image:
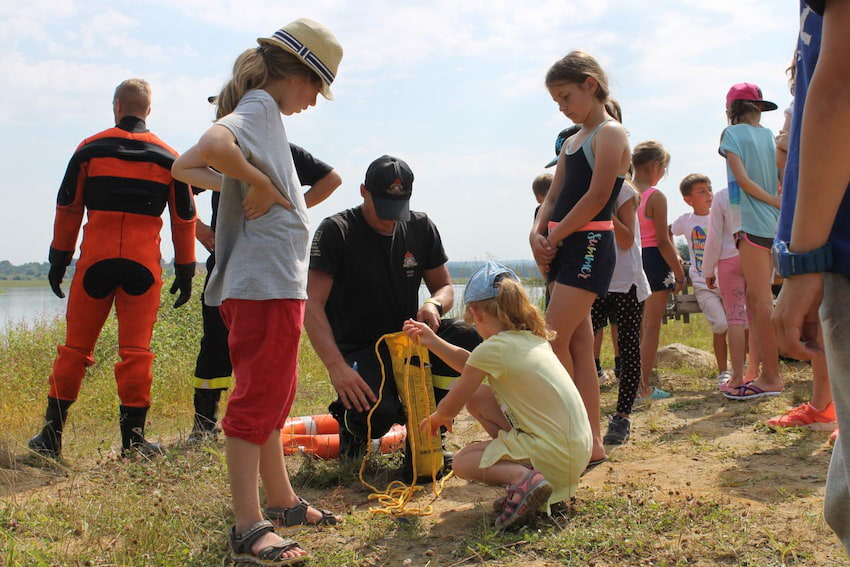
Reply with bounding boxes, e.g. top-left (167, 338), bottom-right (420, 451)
top-left (364, 155), bottom-right (414, 221)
